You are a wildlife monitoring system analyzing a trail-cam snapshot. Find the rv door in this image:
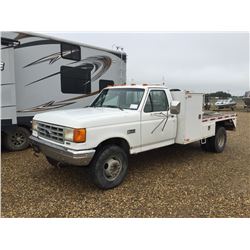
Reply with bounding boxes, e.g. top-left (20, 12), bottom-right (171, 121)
top-left (1, 45), bottom-right (17, 125)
